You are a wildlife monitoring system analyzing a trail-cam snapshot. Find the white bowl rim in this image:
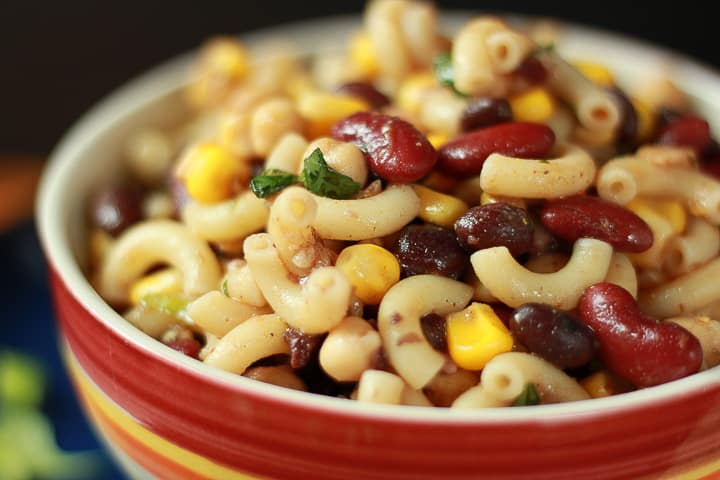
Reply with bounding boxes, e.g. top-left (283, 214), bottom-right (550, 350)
top-left (37, 12), bottom-right (720, 425)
